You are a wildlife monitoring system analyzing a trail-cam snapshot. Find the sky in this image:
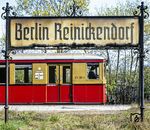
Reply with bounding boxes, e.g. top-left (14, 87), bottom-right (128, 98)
top-left (89, 0), bottom-right (126, 15)
top-left (0, 0), bottom-right (16, 38)
top-left (0, 0), bottom-right (128, 38)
